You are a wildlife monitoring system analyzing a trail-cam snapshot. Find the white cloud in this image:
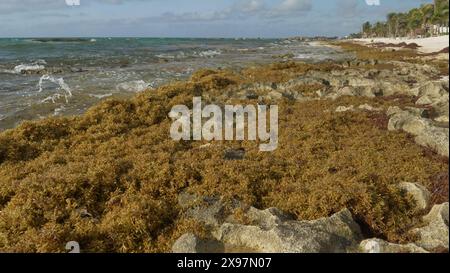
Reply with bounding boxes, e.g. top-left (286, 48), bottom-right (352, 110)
top-left (140, 0), bottom-right (314, 23)
top-left (238, 0), bottom-right (266, 13)
top-left (277, 0), bottom-right (312, 12)
top-left (0, 0), bottom-right (145, 14)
